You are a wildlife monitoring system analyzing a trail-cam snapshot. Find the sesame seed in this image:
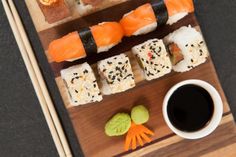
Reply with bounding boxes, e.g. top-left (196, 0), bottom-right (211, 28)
top-left (83, 70), bottom-right (88, 74)
top-left (71, 78), bottom-right (75, 84)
